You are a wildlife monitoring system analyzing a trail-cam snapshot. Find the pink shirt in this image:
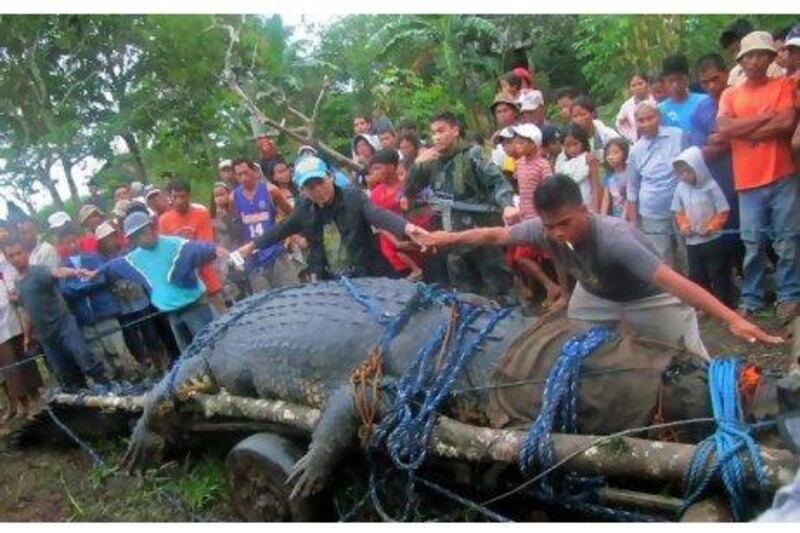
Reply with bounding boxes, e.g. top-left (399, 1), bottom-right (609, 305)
top-left (515, 154), bottom-right (553, 219)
